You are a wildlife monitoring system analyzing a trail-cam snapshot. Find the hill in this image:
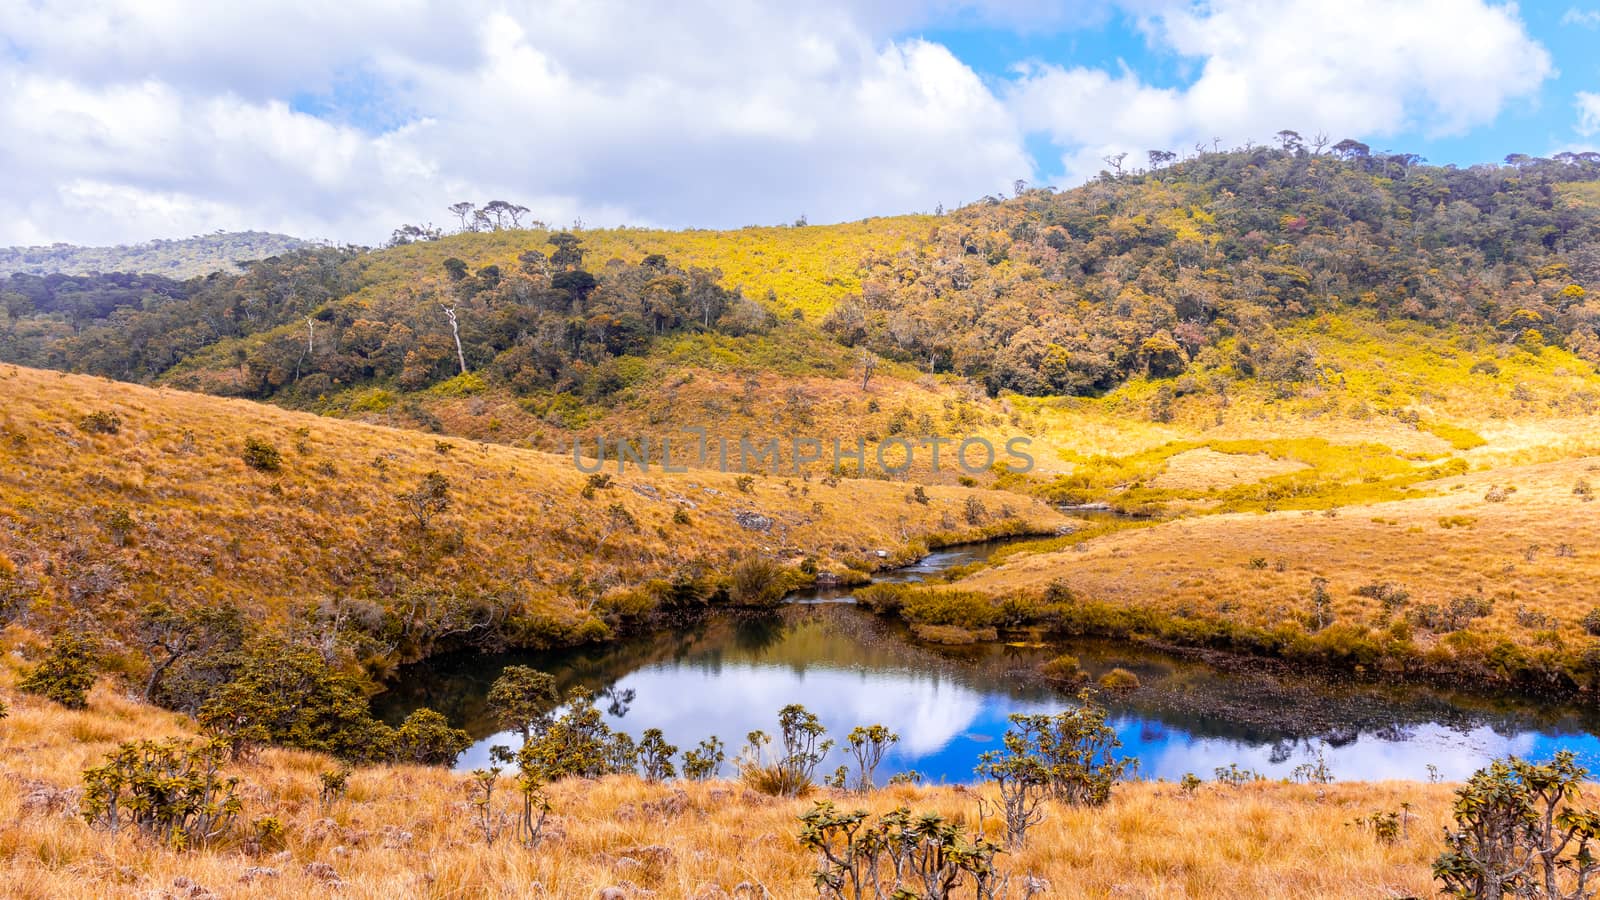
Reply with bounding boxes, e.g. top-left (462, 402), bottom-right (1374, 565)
top-left (2, 151), bottom-right (1598, 506)
top-left (0, 231), bottom-right (309, 279)
top-left (0, 364), bottom-right (1064, 669)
